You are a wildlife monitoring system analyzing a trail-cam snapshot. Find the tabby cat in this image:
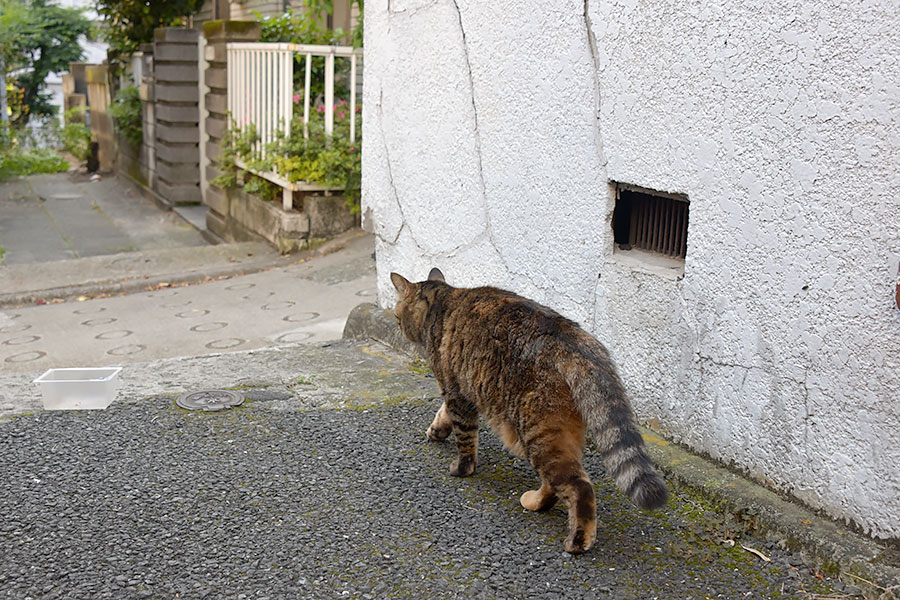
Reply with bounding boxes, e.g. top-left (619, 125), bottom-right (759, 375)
top-left (391, 268), bottom-right (668, 554)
